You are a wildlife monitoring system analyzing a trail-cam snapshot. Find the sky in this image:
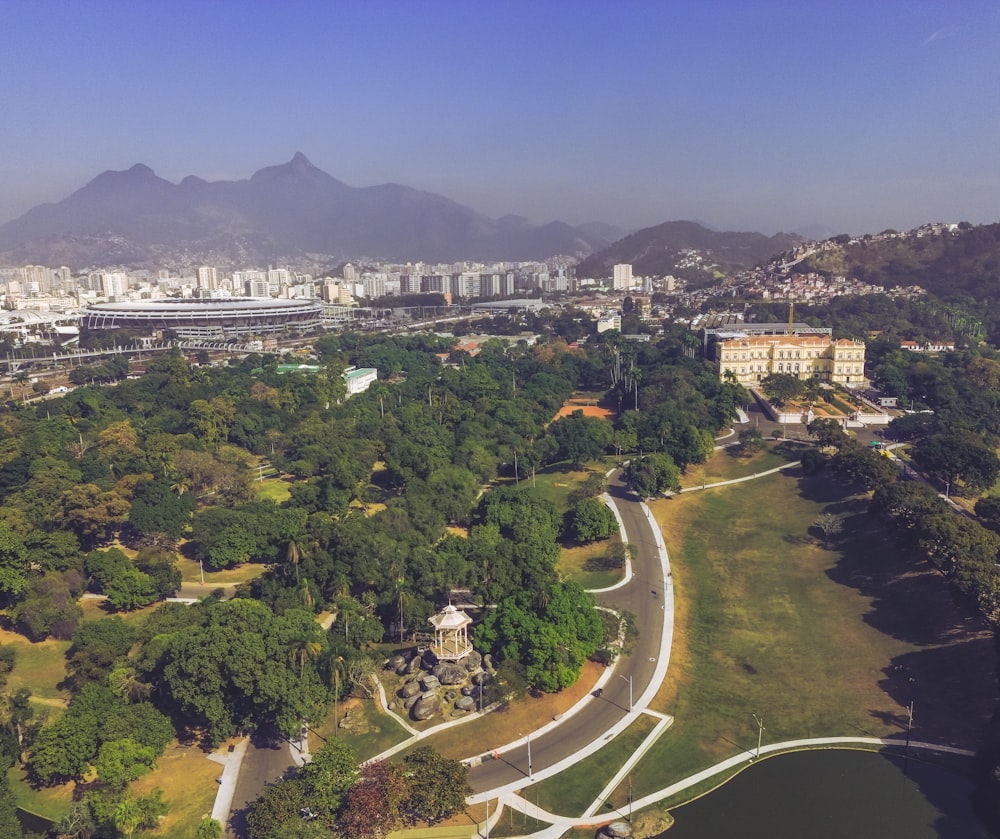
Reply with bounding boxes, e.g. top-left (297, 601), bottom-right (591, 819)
top-left (2, 0), bottom-right (999, 236)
